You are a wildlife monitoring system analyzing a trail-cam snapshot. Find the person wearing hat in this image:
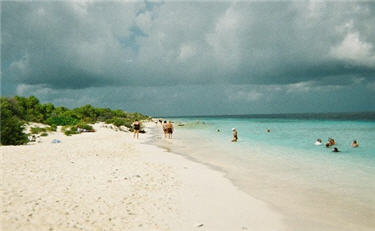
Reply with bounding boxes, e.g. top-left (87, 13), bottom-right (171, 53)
top-left (232, 128), bottom-right (238, 142)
